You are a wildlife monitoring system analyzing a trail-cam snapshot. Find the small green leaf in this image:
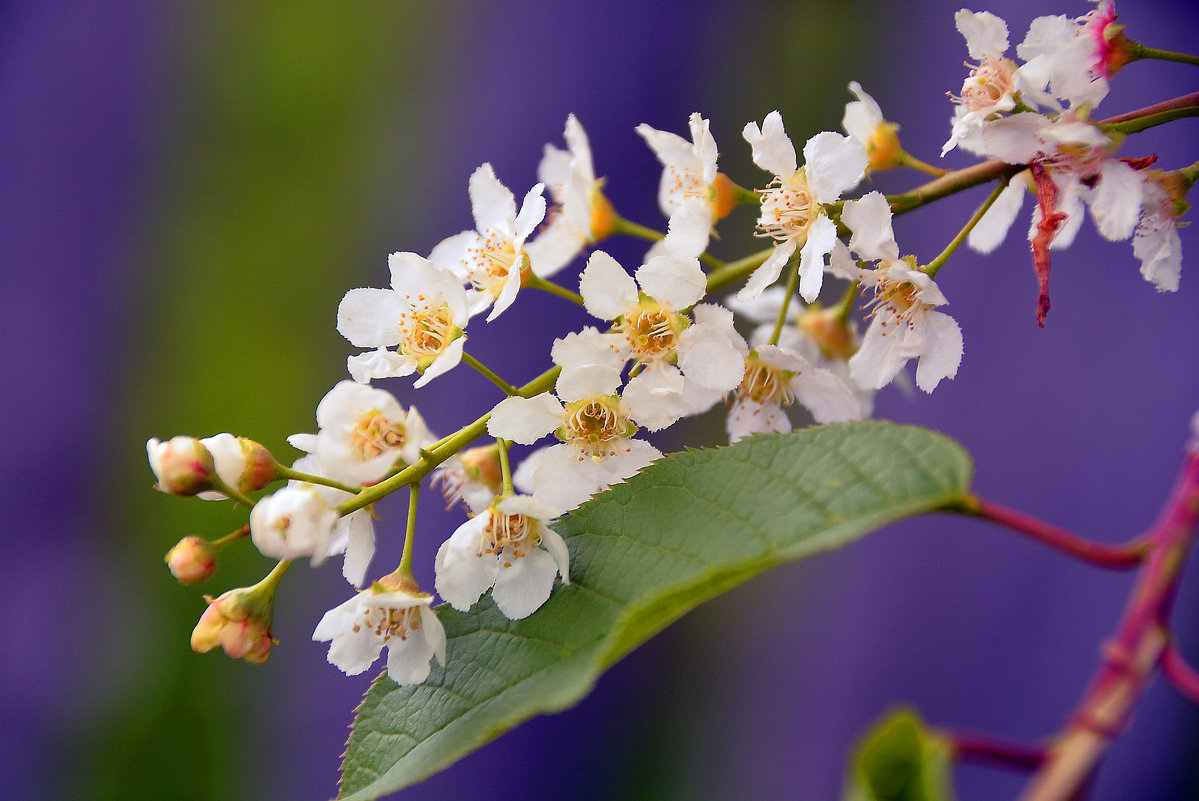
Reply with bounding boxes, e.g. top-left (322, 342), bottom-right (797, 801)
top-left (843, 707), bottom-right (955, 801)
top-left (339, 422), bottom-right (973, 799)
